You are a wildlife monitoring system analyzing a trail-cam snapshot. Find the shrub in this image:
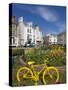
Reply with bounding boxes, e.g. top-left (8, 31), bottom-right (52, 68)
top-left (25, 45), bottom-right (66, 66)
top-left (12, 48), bottom-right (24, 56)
top-left (44, 48), bottom-right (66, 66)
top-left (25, 48), bottom-right (45, 64)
